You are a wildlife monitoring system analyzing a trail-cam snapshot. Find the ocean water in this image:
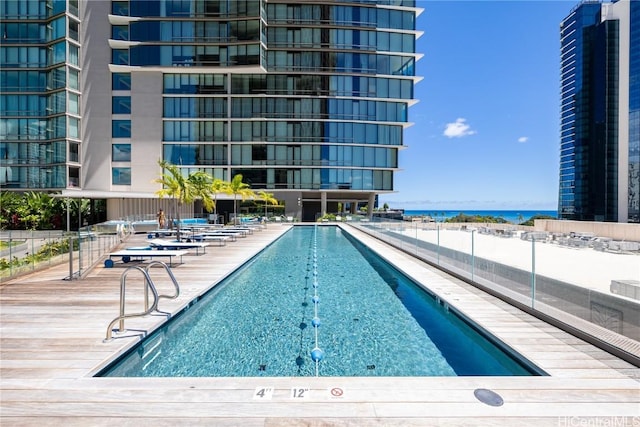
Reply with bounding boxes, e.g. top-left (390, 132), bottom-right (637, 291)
top-left (403, 210), bottom-right (558, 224)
